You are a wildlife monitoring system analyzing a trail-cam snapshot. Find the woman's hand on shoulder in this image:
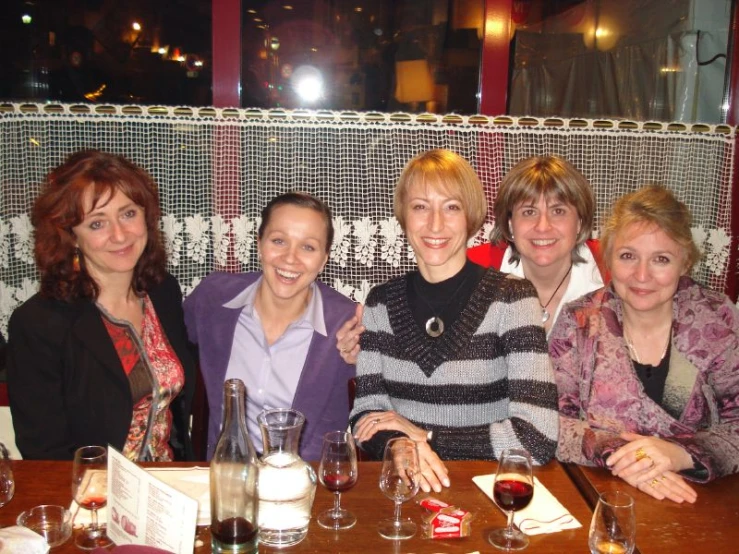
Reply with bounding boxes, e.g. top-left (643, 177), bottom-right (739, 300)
top-left (606, 432), bottom-right (694, 482)
top-left (336, 303), bottom-right (365, 365)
